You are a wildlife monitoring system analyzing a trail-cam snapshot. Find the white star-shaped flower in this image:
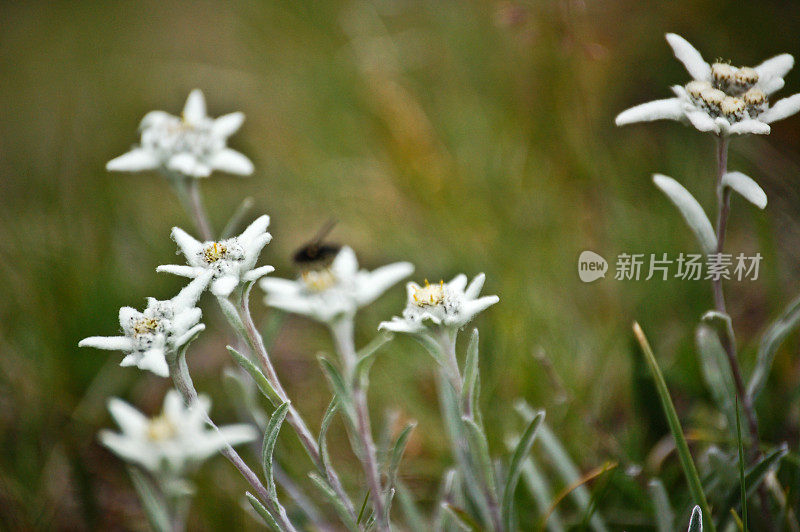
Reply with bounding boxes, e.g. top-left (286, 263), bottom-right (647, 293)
top-left (260, 246), bottom-right (413, 324)
top-left (157, 215), bottom-right (274, 298)
top-left (378, 273), bottom-right (499, 335)
top-left (107, 89), bottom-right (254, 178)
top-left (100, 390), bottom-right (257, 475)
top-left (616, 33), bottom-right (800, 136)
top-left (79, 272), bottom-right (212, 377)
